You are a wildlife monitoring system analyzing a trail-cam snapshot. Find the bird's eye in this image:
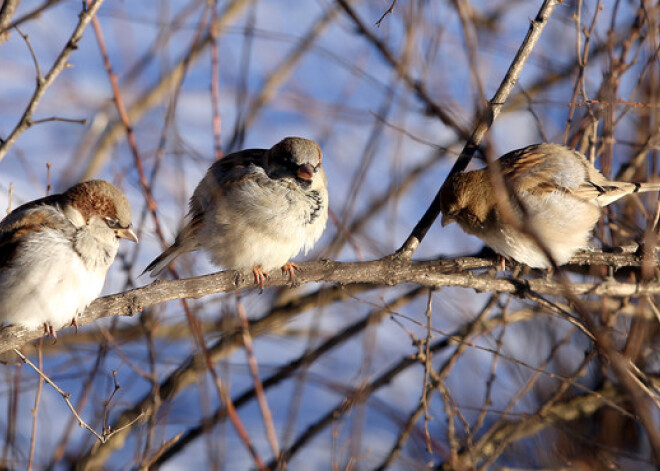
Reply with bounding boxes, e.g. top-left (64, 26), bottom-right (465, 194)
top-left (105, 217), bottom-right (120, 228)
top-left (465, 213), bottom-right (483, 228)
